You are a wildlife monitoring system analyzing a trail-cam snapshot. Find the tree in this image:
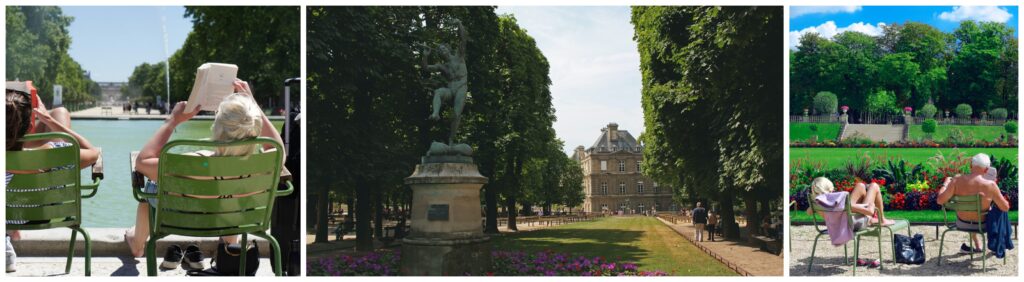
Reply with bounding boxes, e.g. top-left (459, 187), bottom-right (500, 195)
top-left (633, 6), bottom-right (783, 239)
top-left (168, 6), bottom-right (299, 109)
top-left (6, 7), bottom-right (98, 106)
